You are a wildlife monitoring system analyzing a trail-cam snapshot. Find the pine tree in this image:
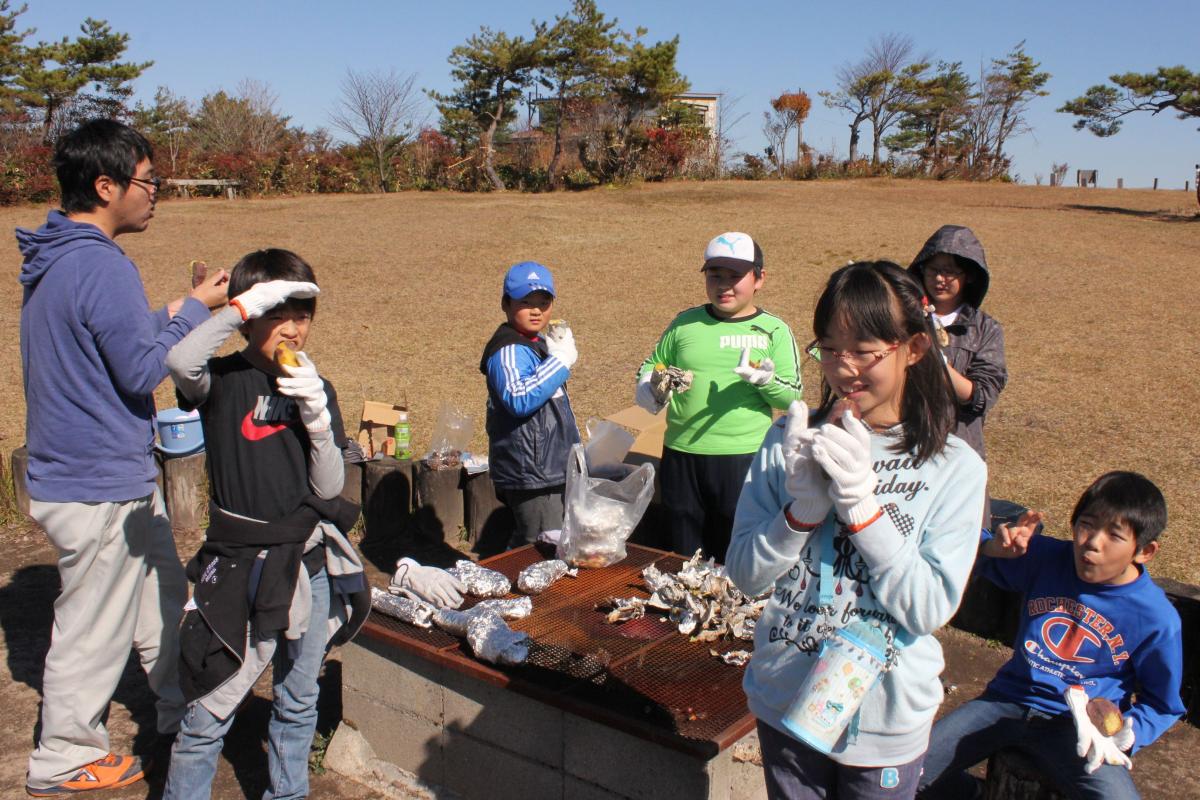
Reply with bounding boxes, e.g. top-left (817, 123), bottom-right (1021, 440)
top-left (1059, 66), bottom-right (1200, 136)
